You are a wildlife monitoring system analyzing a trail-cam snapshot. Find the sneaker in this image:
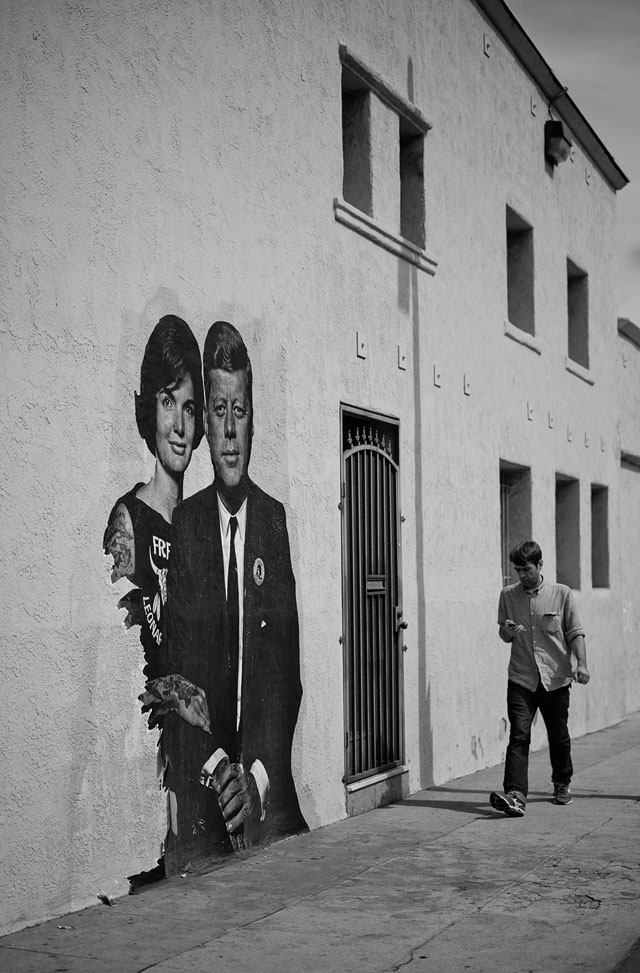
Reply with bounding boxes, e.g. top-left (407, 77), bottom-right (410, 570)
top-left (553, 783), bottom-right (573, 805)
top-left (490, 791), bottom-right (526, 816)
